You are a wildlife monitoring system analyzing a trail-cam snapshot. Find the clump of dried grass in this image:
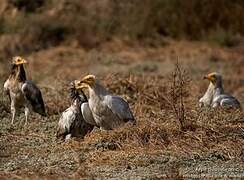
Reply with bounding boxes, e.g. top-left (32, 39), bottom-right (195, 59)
top-left (85, 120), bottom-right (170, 151)
top-left (167, 60), bottom-right (191, 130)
